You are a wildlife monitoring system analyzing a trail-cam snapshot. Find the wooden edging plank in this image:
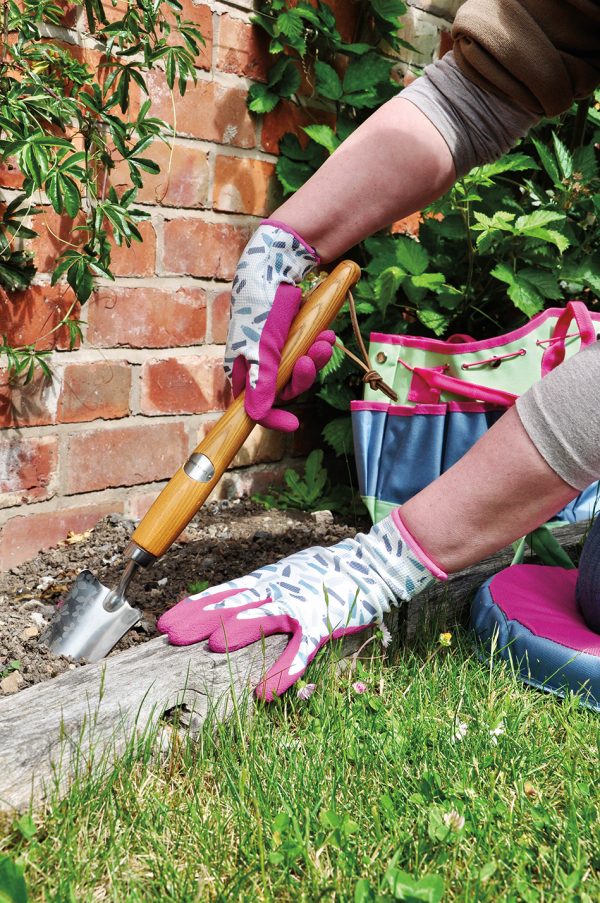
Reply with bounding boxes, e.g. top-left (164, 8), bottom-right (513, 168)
top-left (0, 520), bottom-right (589, 812)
